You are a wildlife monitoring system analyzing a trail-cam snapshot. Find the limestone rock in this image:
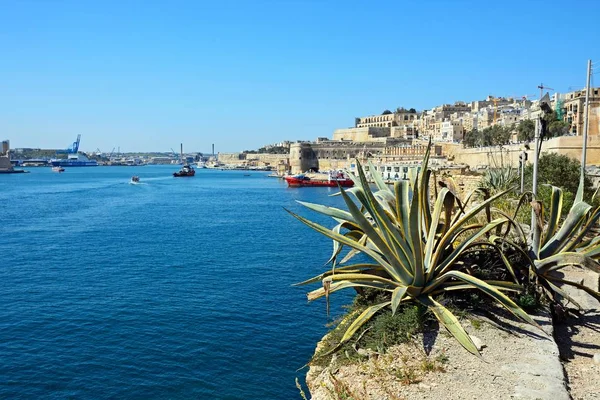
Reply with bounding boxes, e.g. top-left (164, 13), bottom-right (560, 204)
top-left (471, 335), bottom-right (487, 351)
top-left (593, 353), bottom-right (600, 365)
